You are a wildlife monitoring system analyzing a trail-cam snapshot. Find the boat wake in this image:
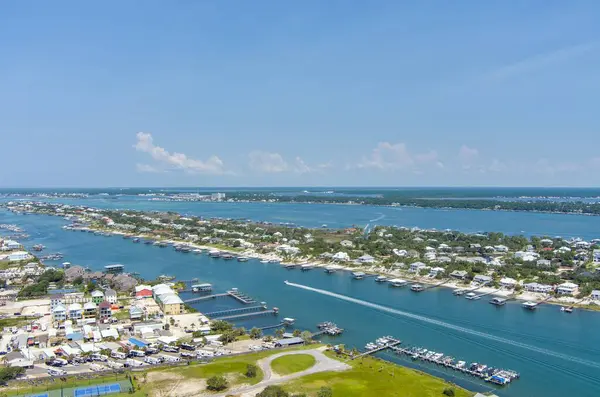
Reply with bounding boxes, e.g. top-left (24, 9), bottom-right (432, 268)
top-left (369, 213), bottom-right (385, 222)
top-left (284, 281), bottom-right (600, 370)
